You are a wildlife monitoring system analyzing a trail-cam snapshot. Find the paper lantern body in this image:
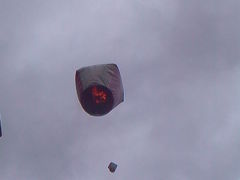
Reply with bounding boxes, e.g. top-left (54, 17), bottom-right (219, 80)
top-left (75, 64), bottom-right (124, 116)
